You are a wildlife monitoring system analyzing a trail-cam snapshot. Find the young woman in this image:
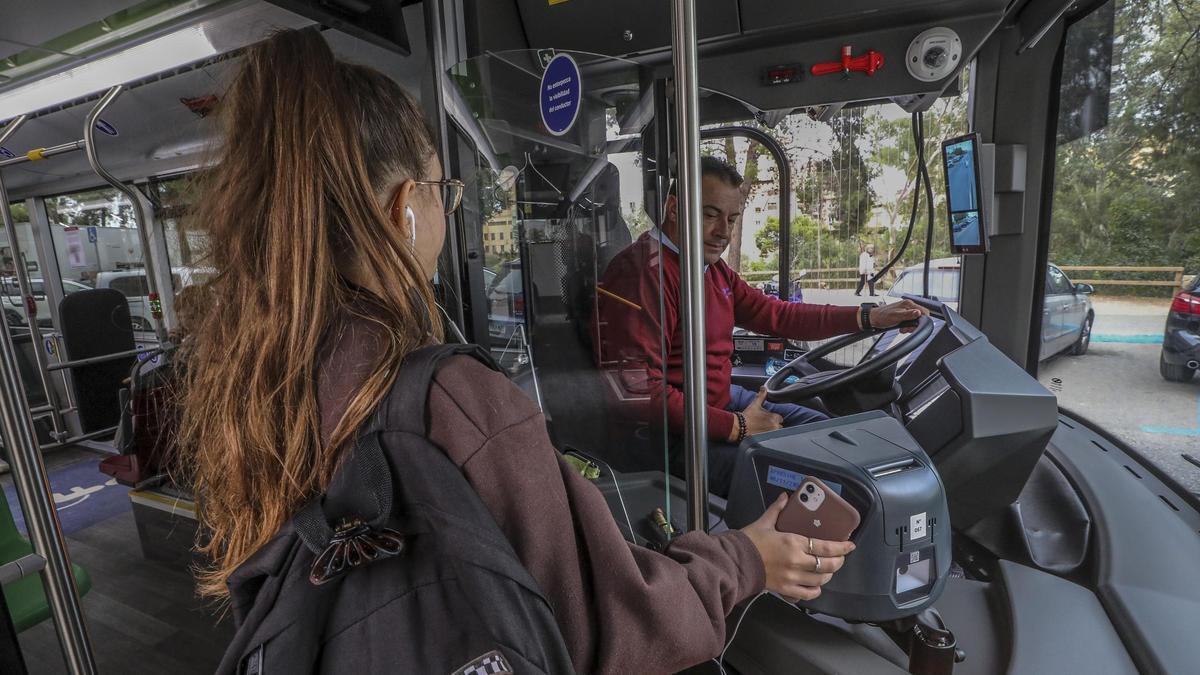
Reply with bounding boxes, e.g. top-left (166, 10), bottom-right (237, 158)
top-left (177, 29), bottom-right (854, 674)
